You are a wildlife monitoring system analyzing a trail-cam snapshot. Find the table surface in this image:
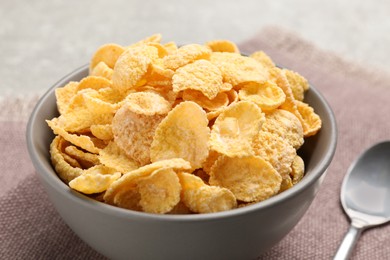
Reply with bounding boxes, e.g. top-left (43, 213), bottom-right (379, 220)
top-left (1, 0), bottom-right (390, 97)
